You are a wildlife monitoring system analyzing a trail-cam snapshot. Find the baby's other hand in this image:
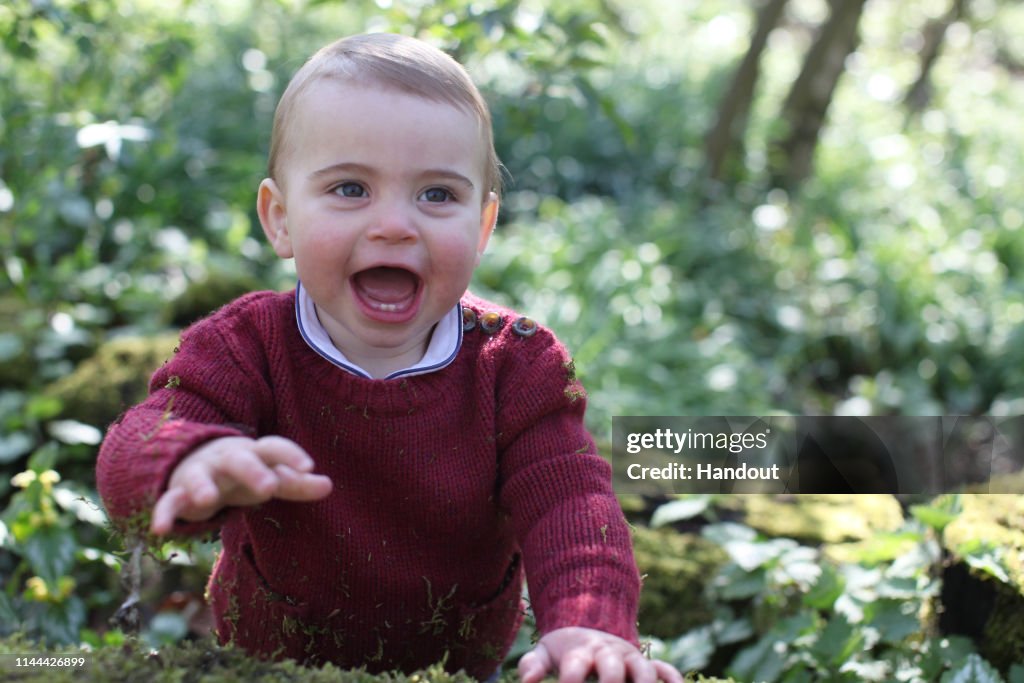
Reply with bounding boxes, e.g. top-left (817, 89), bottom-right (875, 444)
top-left (518, 627), bottom-right (683, 683)
top-left (150, 435), bottom-right (332, 535)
